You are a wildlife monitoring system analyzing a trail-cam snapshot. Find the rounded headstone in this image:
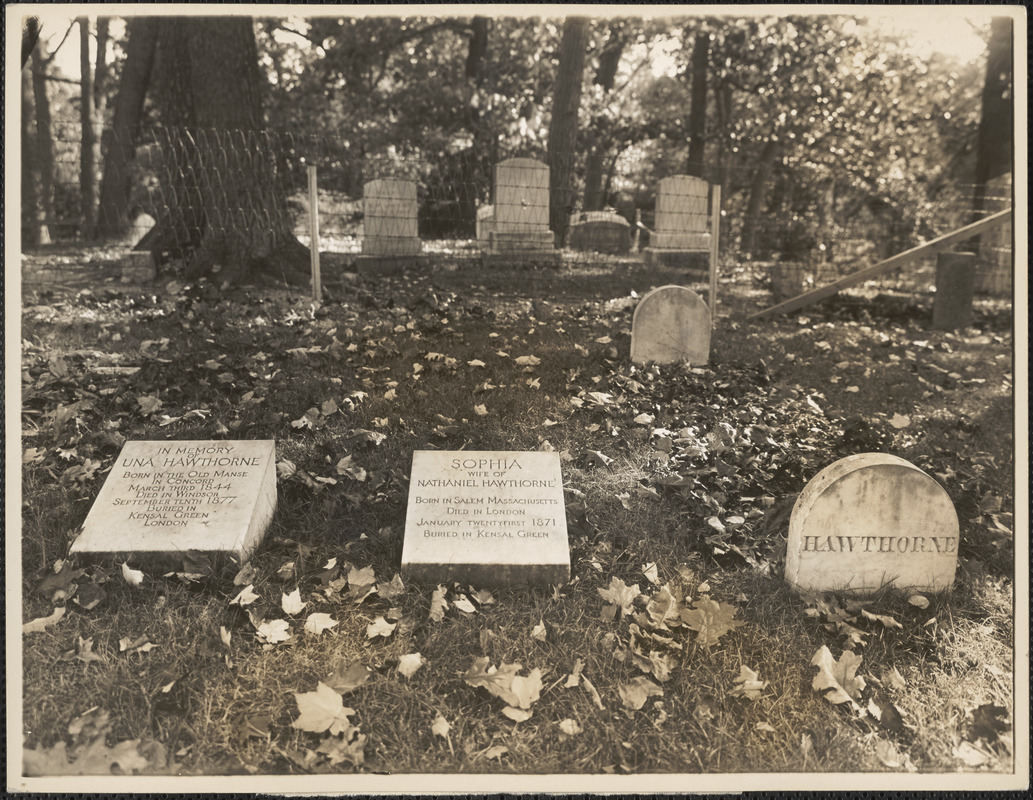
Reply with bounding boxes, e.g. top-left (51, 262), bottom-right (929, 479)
top-left (630, 285), bottom-right (711, 365)
top-left (785, 453), bottom-right (959, 594)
